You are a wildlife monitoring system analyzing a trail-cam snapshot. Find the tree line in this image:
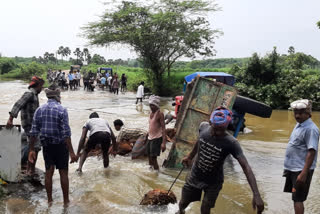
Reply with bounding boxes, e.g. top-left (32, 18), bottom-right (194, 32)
top-left (230, 46), bottom-right (320, 110)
